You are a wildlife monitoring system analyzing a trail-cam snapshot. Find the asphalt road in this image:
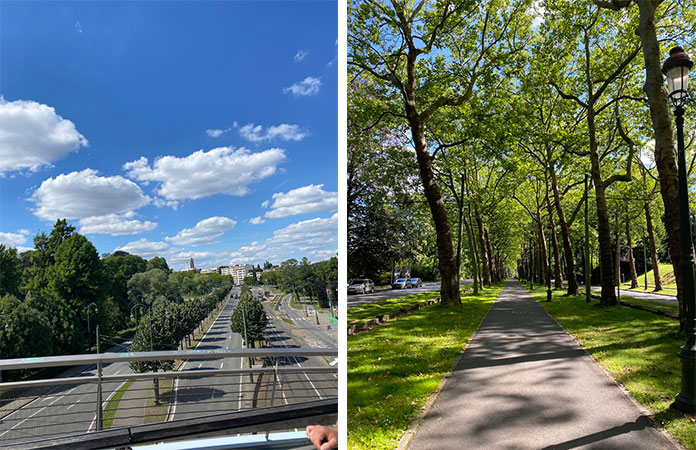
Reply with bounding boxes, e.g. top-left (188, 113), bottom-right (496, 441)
top-left (347, 279), bottom-right (473, 307)
top-left (278, 295), bottom-right (337, 348)
top-left (262, 300), bottom-right (337, 408)
top-left (0, 341), bottom-right (136, 446)
top-left (170, 287), bottom-right (243, 420)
